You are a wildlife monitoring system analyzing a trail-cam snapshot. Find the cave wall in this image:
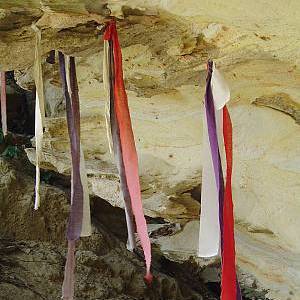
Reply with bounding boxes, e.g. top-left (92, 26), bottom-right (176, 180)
top-left (0, 1), bottom-right (300, 299)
